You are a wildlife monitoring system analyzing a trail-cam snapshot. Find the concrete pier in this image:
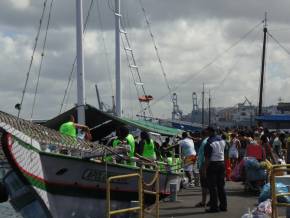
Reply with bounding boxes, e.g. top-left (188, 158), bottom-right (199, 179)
top-left (145, 181), bottom-right (258, 218)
